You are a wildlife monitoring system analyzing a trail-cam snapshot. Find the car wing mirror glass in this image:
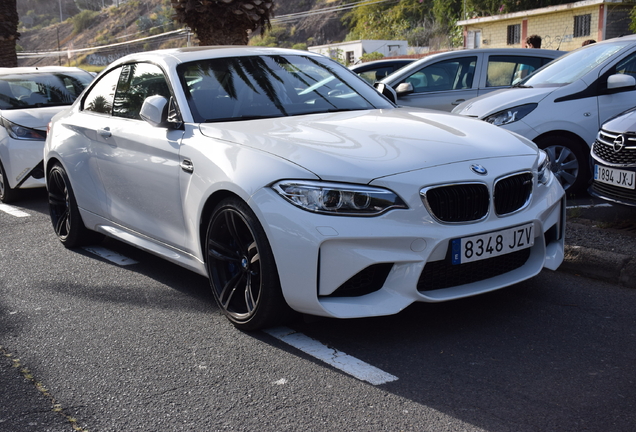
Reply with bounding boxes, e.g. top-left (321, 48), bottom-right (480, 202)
top-left (140, 95), bottom-right (169, 127)
top-left (607, 73), bottom-right (636, 91)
